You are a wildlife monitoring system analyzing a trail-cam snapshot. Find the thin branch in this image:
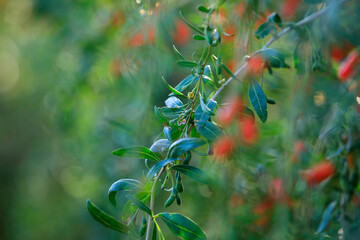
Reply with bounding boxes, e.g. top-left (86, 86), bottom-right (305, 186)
top-left (211, 0), bottom-right (349, 101)
top-left (145, 167), bottom-right (165, 240)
